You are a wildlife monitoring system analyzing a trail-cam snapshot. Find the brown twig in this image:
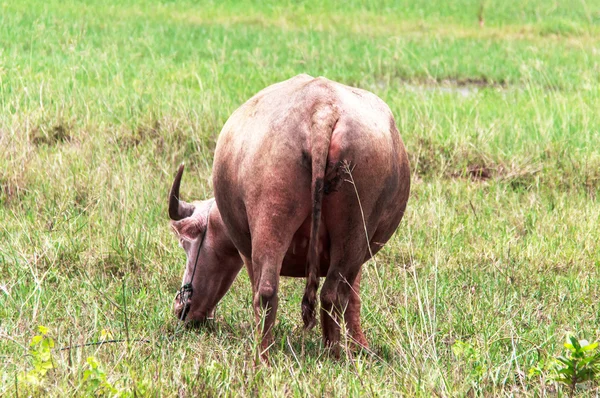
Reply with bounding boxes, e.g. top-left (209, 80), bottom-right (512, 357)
top-left (56, 338), bottom-right (151, 351)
